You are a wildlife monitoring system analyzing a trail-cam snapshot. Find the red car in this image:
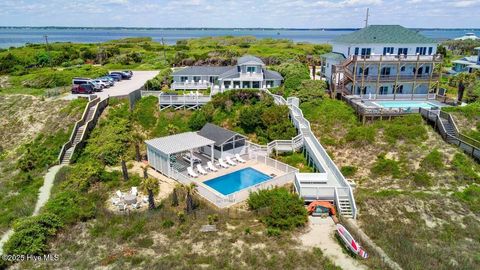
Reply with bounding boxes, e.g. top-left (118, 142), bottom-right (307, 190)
top-left (71, 84), bottom-right (94, 94)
